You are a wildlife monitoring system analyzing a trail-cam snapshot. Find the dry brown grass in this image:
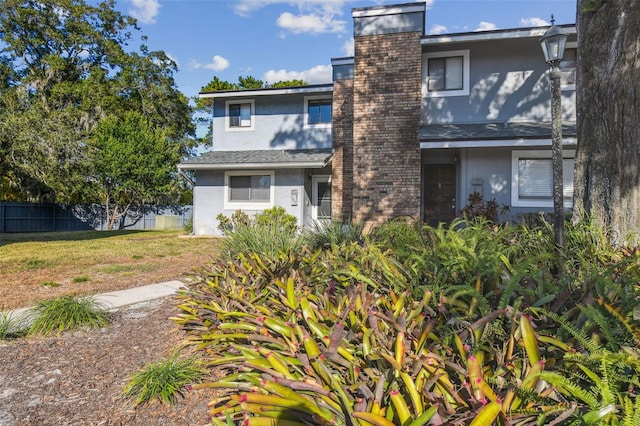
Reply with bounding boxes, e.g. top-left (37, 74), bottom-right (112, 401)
top-left (0, 230), bottom-right (220, 310)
